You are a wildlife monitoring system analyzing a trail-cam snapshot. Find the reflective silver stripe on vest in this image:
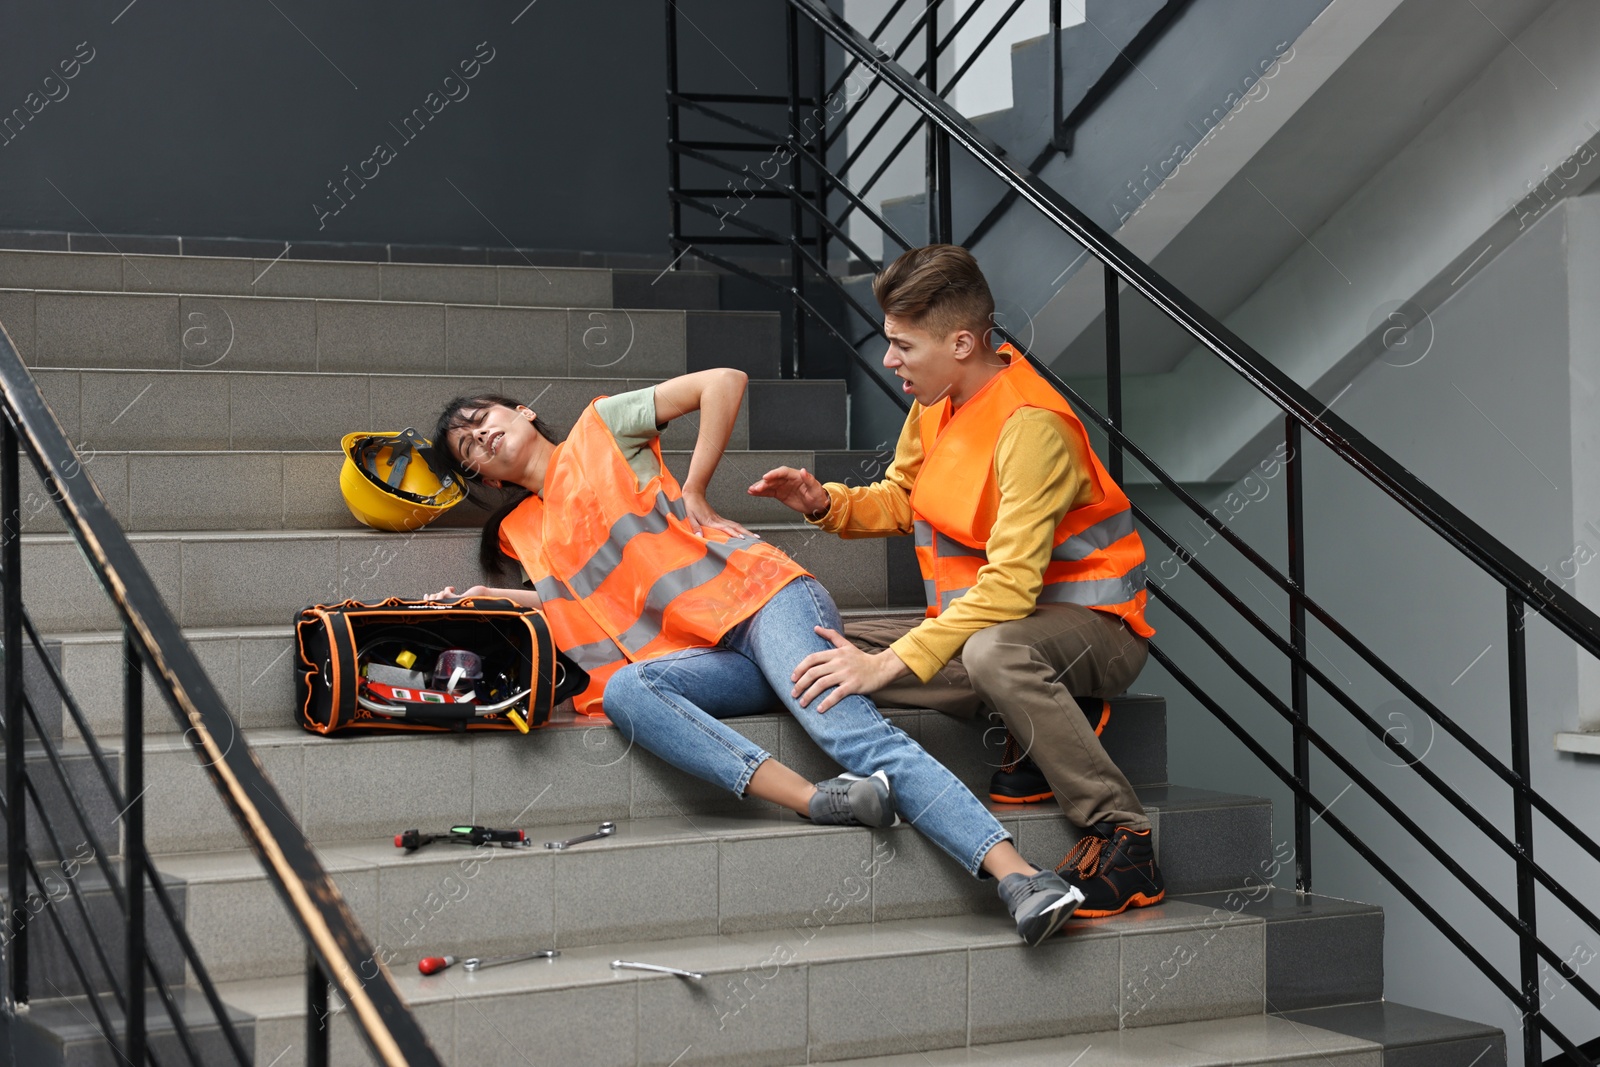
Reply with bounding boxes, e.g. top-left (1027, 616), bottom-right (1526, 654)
top-left (1034, 564), bottom-right (1148, 608)
top-left (937, 585), bottom-right (970, 611)
top-left (913, 520), bottom-right (934, 549)
top-left (611, 535), bottom-right (765, 653)
top-left (934, 531), bottom-right (986, 559)
top-left (1050, 510), bottom-right (1135, 562)
top-left (561, 634), bottom-right (626, 671)
top-left (534, 576), bottom-right (572, 604)
top-left (563, 492), bottom-right (684, 600)
top-left (937, 564), bottom-right (1146, 612)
